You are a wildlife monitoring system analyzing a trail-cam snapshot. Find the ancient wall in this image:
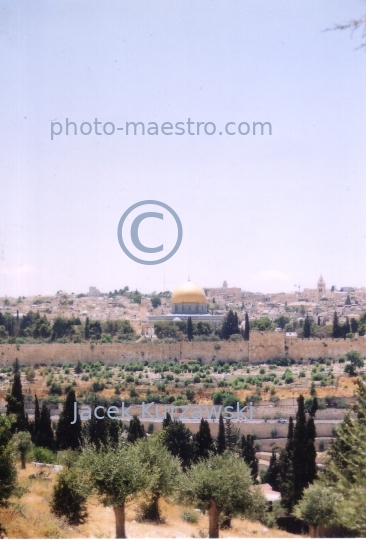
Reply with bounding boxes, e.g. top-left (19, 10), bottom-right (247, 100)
top-left (0, 333), bottom-right (365, 366)
top-left (286, 336), bottom-right (366, 361)
top-left (248, 332), bottom-right (285, 362)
